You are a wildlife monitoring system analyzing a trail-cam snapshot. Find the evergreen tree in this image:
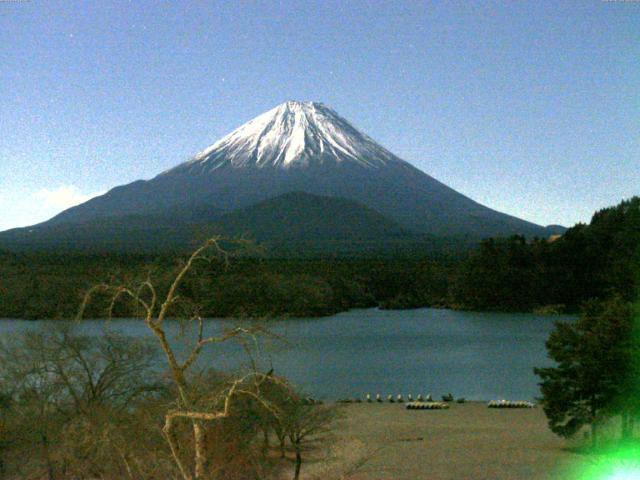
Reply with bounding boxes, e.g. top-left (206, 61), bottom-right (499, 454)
top-left (534, 297), bottom-right (638, 445)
